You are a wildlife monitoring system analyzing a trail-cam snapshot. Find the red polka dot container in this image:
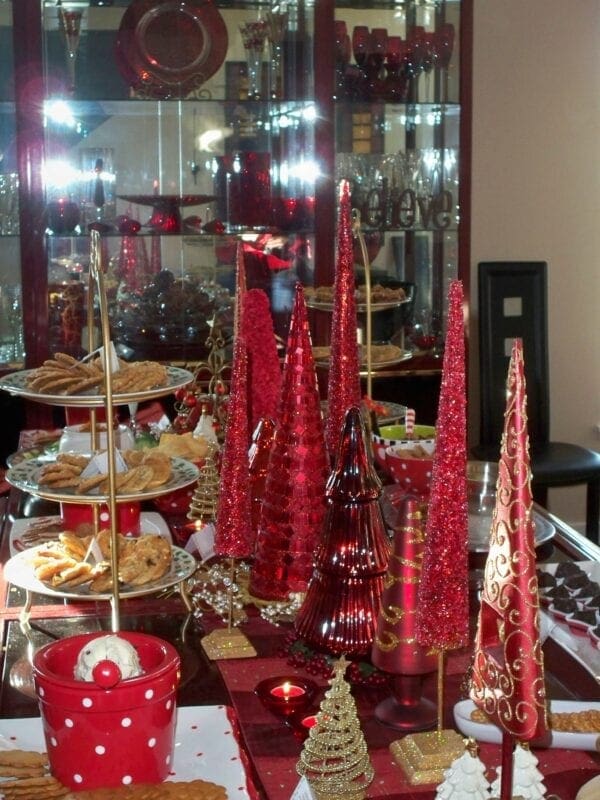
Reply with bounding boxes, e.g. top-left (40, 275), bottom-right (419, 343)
top-left (32, 631), bottom-right (180, 791)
